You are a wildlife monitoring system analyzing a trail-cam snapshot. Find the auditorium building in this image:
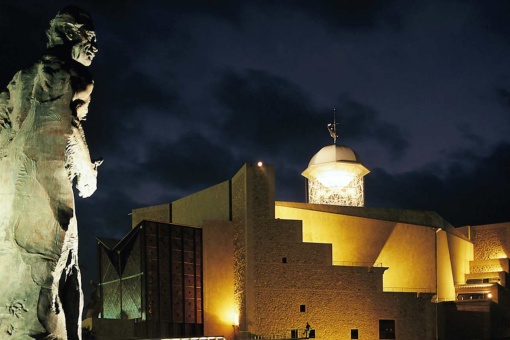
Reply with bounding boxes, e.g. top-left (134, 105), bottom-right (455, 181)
top-left (85, 143), bottom-right (510, 340)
